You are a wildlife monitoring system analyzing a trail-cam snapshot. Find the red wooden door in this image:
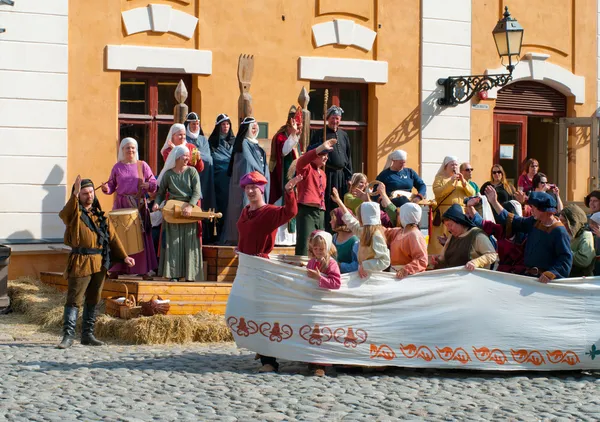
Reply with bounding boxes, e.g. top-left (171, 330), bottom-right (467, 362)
top-left (494, 114), bottom-right (528, 186)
